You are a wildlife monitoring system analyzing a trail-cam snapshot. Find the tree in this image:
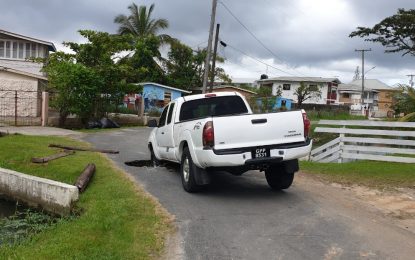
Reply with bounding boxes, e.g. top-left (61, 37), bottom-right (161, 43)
top-left (350, 9), bottom-right (415, 56)
top-left (393, 84), bottom-right (415, 121)
top-left (43, 52), bottom-right (102, 126)
top-left (294, 82), bottom-right (322, 107)
top-left (44, 30), bottom-right (141, 126)
top-left (164, 41), bottom-right (230, 90)
top-left (114, 3), bottom-right (172, 44)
